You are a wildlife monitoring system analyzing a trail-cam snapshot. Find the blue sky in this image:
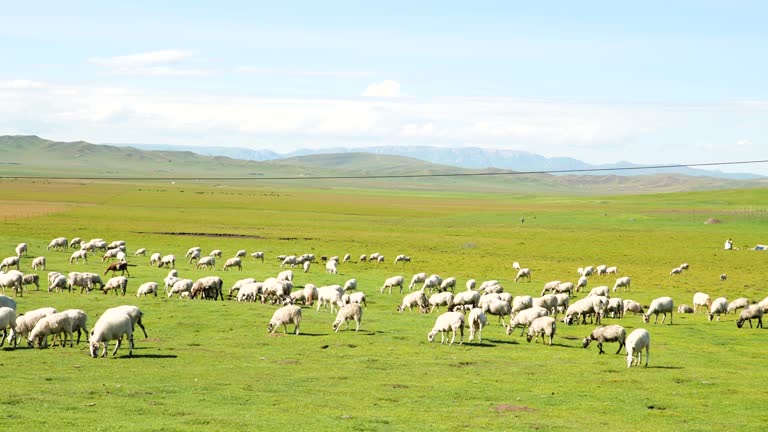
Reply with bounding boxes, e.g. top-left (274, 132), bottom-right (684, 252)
top-left (2, 1), bottom-right (767, 173)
